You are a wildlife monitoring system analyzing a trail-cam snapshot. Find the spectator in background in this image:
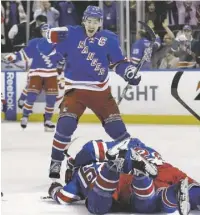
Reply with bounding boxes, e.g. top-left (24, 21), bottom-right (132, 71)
top-left (152, 19), bottom-right (175, 68)
top-left (30, 15), bottom-right (47, 39)
top-left (172, 25), bottom-right (197, 68)
top-left (55, 1), bottom-right (79, 26)
top-left (176, 1), bottom-right (199, 27)
top-left (163, 1), bottom-right (178, 30)
top-left (34, 1), bottom-right (60, 27)
top-left (8, 13), bottom-right (27, 48)
top-left (103, 1), bottom-right (117, 32)
top-left (130, 0), bottom-right (137, 41)
top-left (145, 1), bottom-right (157, 28)
top-left (1, 3), bottom-right (5, 46)
top-left (1, 0), bottom-right (26, 52)
top-left (159, 50), bottom-right (179, 69)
